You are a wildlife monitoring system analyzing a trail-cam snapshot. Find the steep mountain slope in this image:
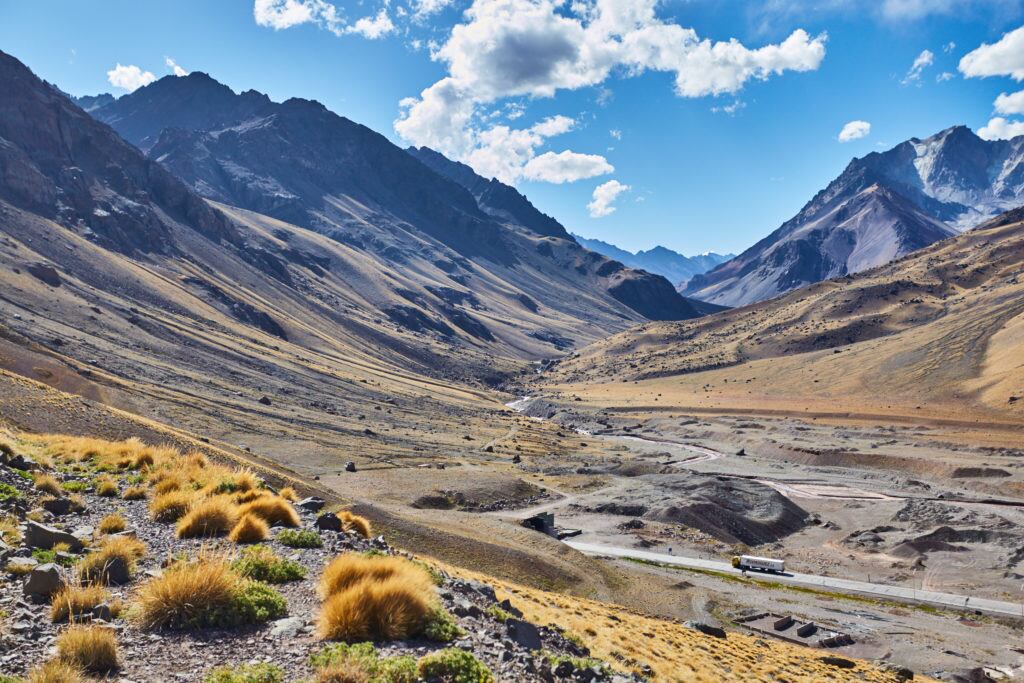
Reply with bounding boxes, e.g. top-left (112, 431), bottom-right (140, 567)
top-left (685, 126), bottom-right (1024, 307)
top-left (90, 74), bottom-right (701, 324)
top-left (545, 207), bottom-right (1024, 424)
top-left (570, 233), bottom-right (732, 288)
